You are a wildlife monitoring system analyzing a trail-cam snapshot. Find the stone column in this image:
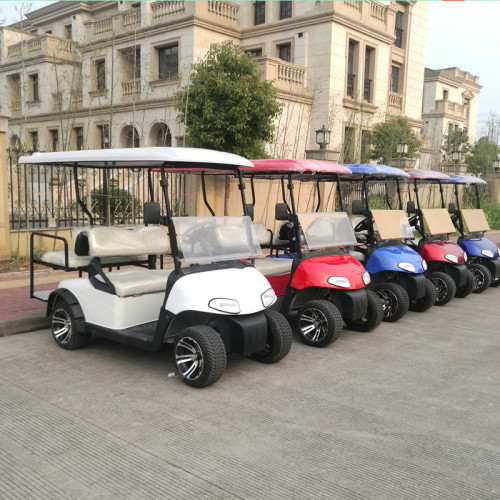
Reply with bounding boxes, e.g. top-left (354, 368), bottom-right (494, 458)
top-left (0, 114), bottom-right (12, 261)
